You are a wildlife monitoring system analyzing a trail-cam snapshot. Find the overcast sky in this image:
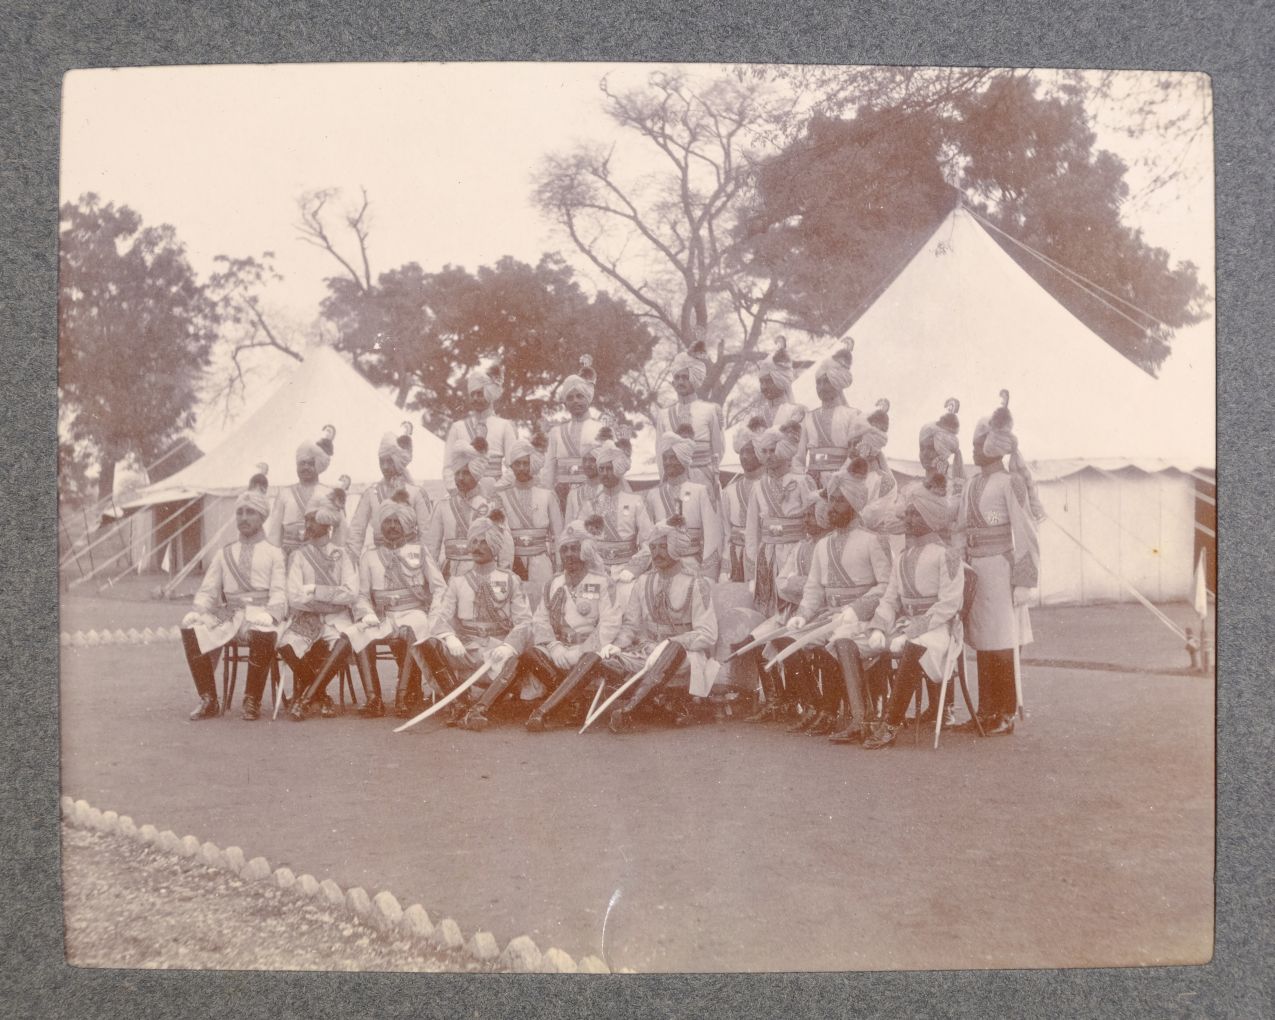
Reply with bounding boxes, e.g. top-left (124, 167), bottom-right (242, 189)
top-left (61, 62), bottom-right (1214, 443)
